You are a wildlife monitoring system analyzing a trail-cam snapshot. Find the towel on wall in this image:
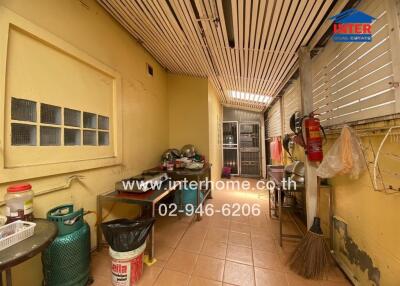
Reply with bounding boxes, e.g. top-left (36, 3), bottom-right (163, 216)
top-left (270, 137), bottom-right (282, 162)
